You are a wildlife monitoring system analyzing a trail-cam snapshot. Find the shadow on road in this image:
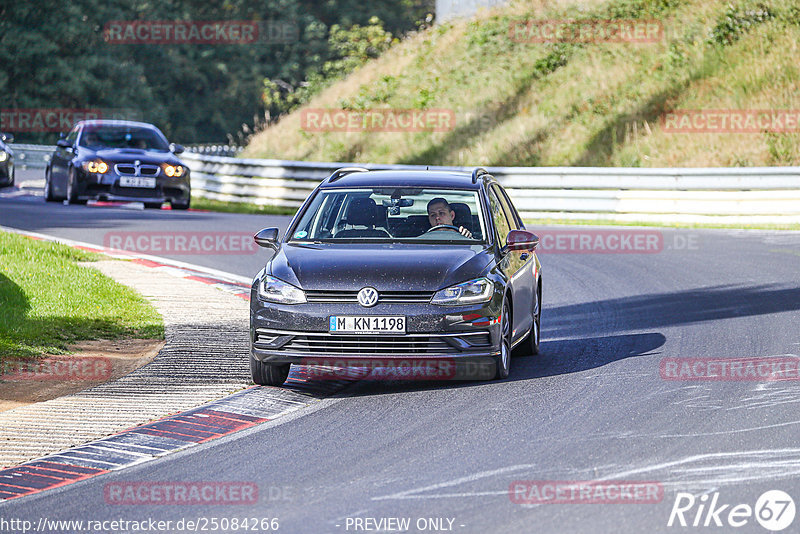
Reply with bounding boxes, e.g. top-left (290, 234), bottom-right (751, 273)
top-left (545, 283), bottom-right (800, 338)
top-left (327, 283), bottom-right (800, 395)
top-left (333, 330), bottom-right (666, 397)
